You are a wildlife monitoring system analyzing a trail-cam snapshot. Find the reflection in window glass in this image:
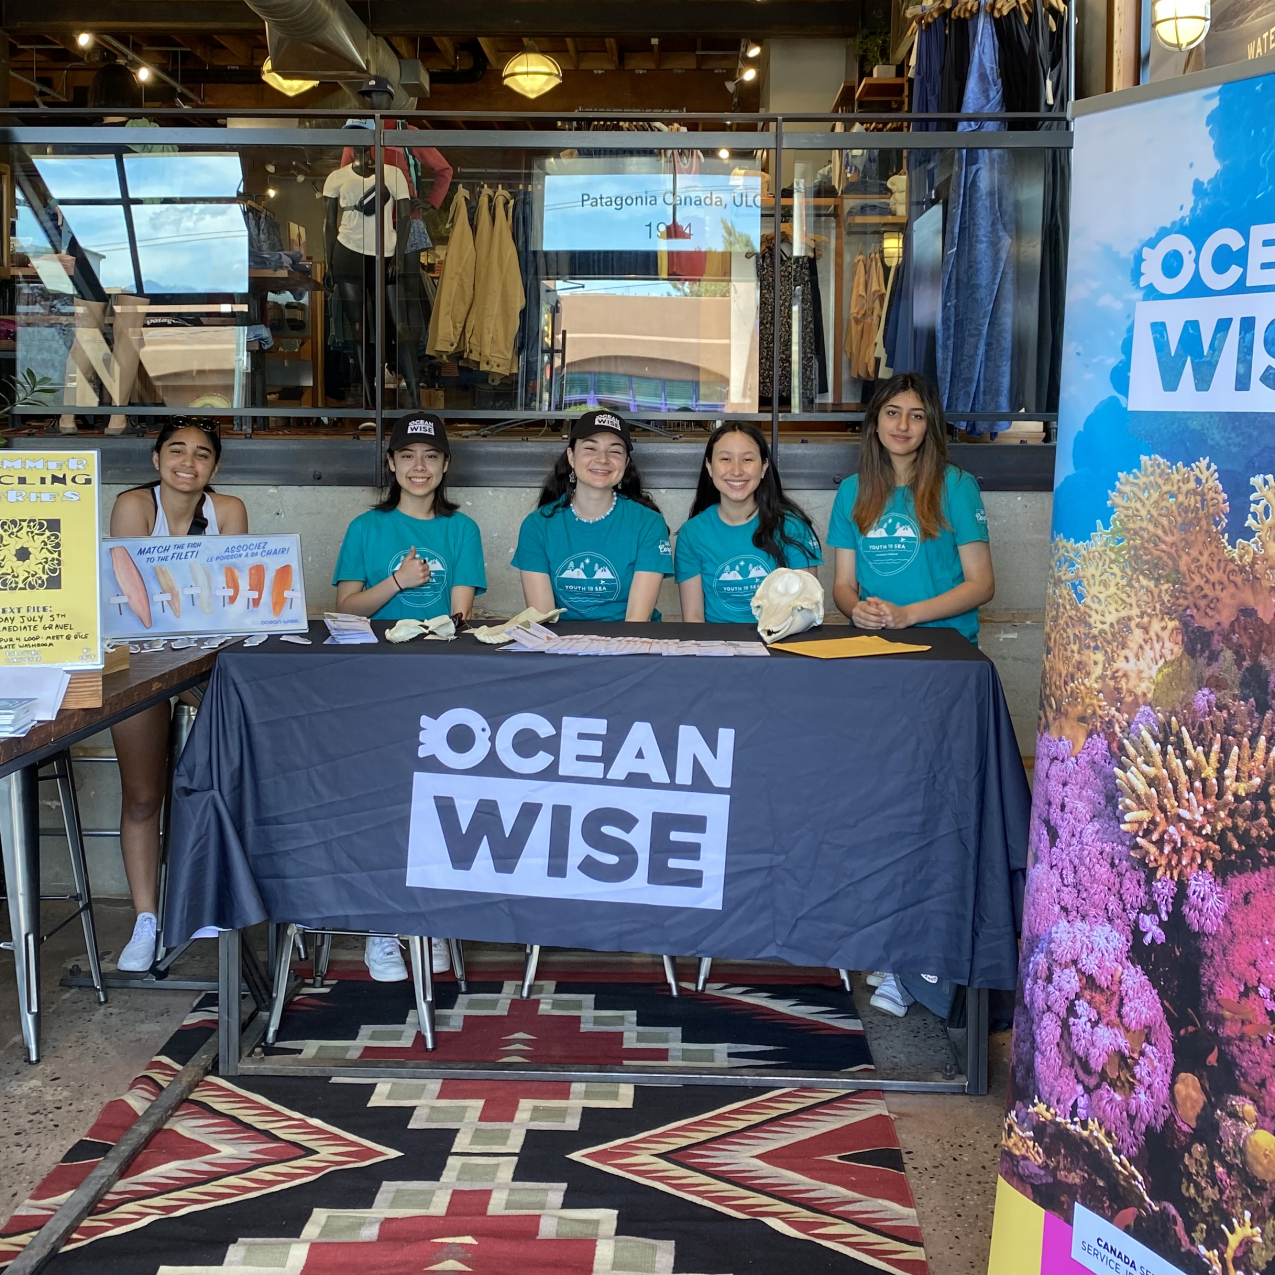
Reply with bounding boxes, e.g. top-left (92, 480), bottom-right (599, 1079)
top-left (15, 201), bottom-right (137, 291)
top-left (30, 155), bottom-right (122, 202)
top-left (123, 152), bottom-right (244, 198)
top-left (131, 204), bottom-right (248, 292)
